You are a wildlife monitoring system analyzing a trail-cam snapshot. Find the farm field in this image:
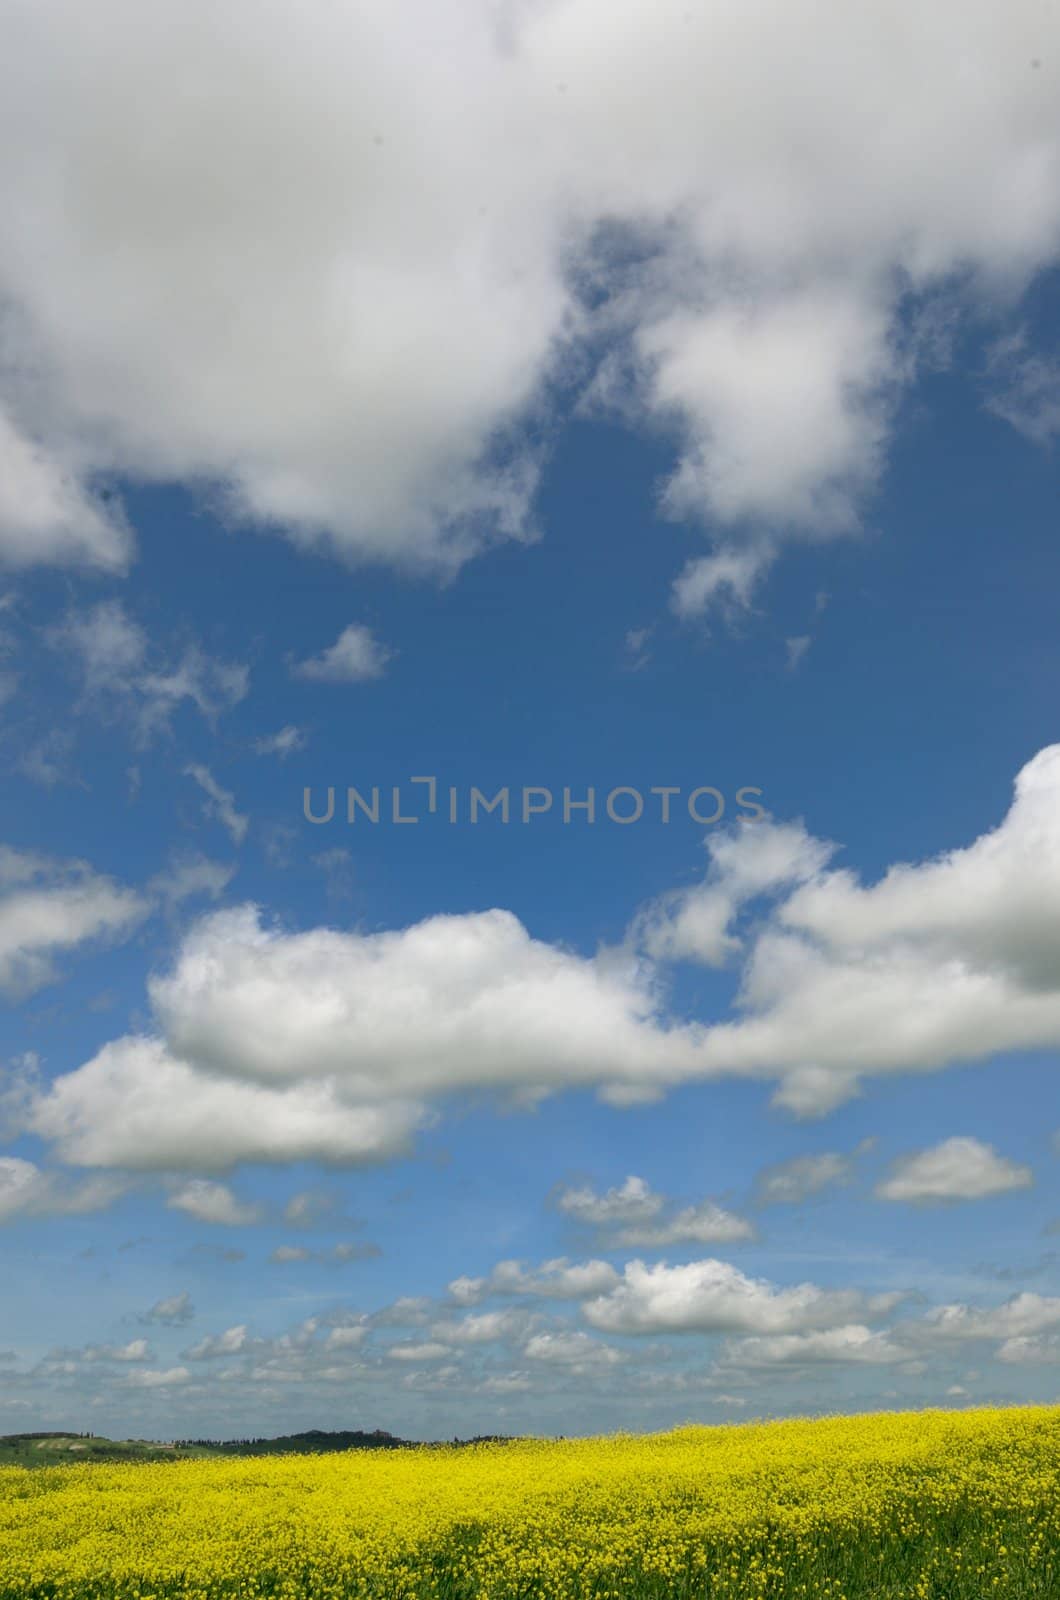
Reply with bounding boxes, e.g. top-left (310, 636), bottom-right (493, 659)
top-left (0, 1406), bottom-right (1056, 1599)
